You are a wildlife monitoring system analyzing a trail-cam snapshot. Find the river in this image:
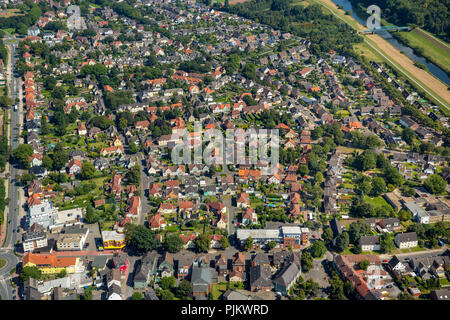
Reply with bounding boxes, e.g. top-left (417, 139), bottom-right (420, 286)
top-left (330, 0), bottom-right (450, 86)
